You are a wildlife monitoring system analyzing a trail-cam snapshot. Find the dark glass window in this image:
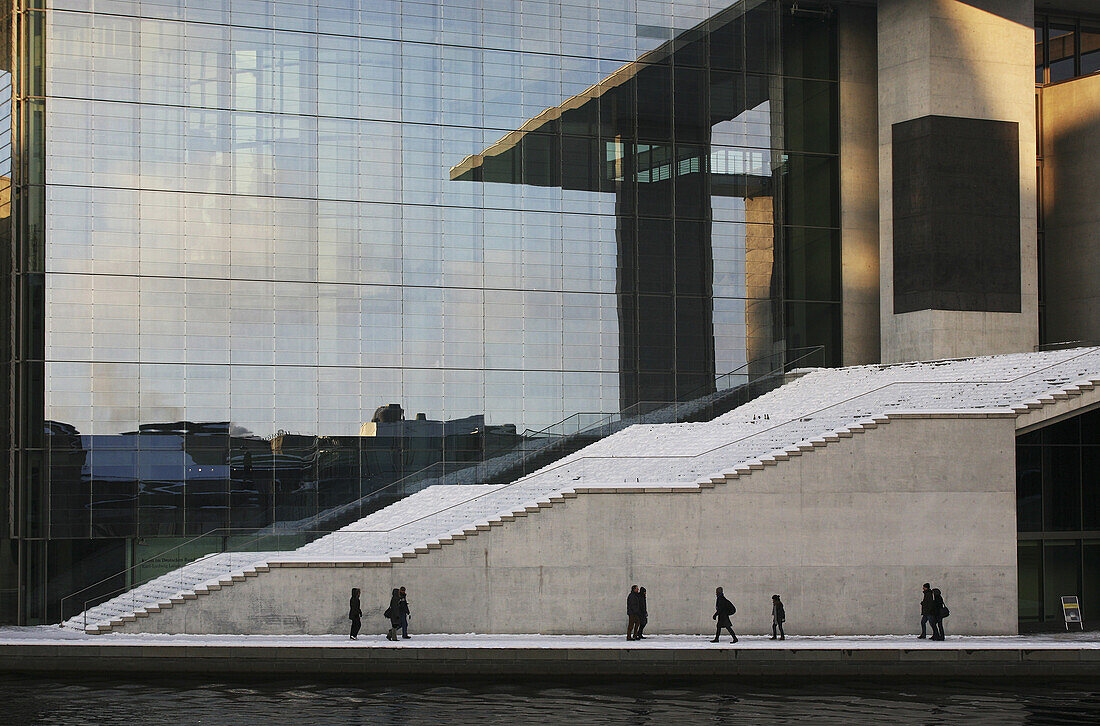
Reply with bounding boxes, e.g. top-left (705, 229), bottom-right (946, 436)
top-left (1085, 541), bottom-right (1100, 625)
top-left (1043, 541), bottom-right (1082, 622)
top-left (1035, 16), bottom-right (1099, 84)
top-left (1048, 24), bottom-right (1077, 82)
top-left (1082, 24), bottom-right (1100, 75)
top-left (1017, 407), bottom-right (1100, 625)
top-left (1043, 446), bottom-right (1081, 531)
top-left (1018, 540), bottom-right (1043, 620)
top-left (1036, 23), bottom-right (1046, 83)
top-left (1017, 444), bottom-right (1043, 531)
